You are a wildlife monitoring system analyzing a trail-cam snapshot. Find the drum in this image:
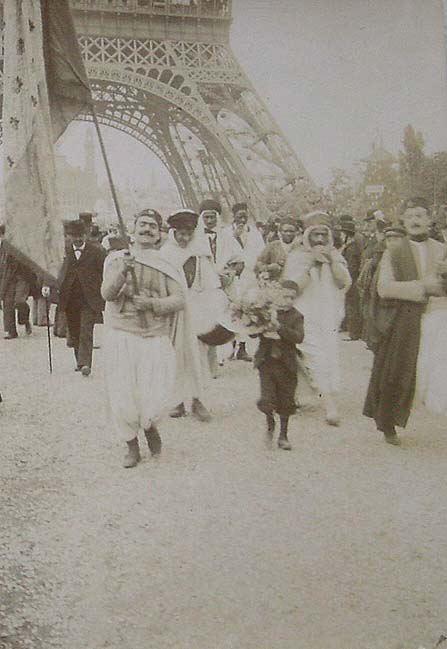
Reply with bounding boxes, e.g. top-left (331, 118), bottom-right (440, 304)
top-left (190, 288), bottom-right (239, 346)
top-left (198, 323), bottom-right (235, 346)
